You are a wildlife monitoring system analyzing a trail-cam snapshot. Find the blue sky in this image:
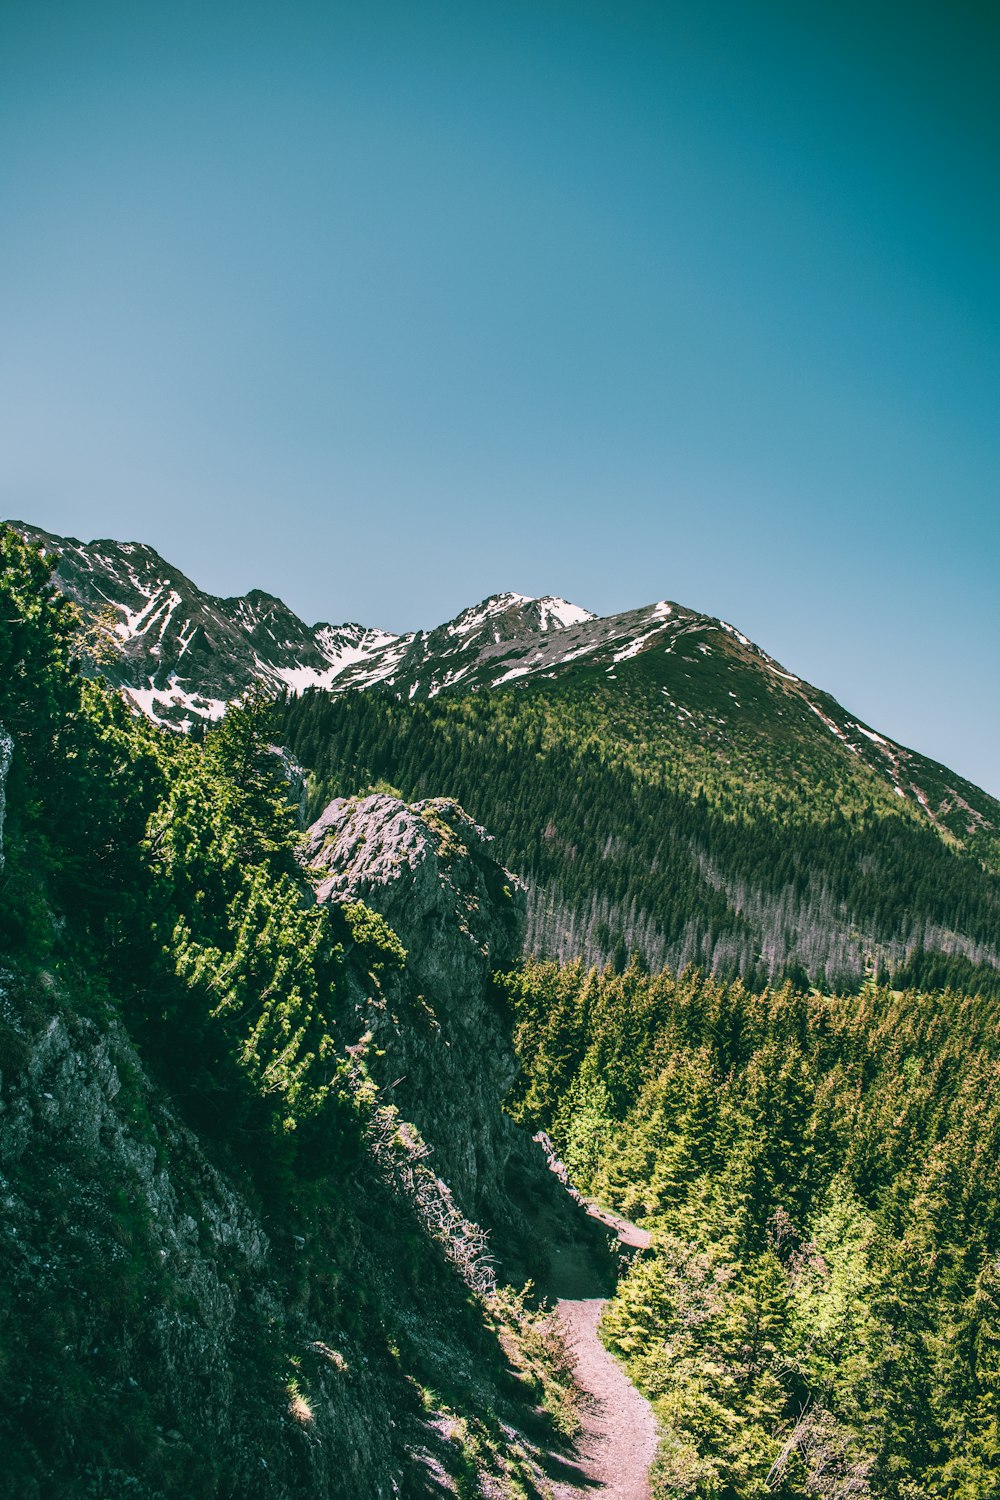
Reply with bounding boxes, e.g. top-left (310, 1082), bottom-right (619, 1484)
top-left (2, 0), bottom-right (997, 794)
